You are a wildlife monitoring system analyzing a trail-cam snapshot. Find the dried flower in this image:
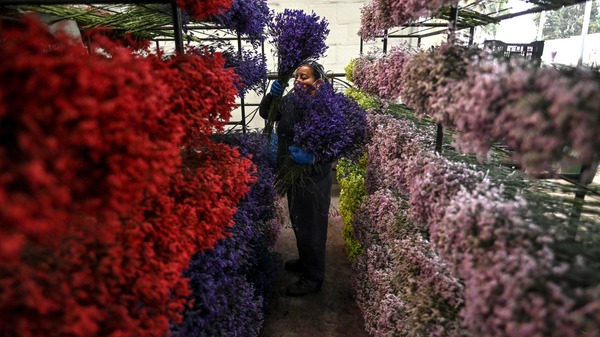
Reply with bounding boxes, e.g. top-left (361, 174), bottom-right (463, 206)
top-left (264, 9), bottom-right (330, 136)
top-left (209, 0), bottom-right (270, 45)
